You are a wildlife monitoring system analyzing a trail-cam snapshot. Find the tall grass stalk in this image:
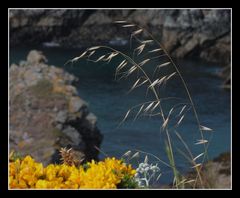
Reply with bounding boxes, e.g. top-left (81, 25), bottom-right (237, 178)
top-left (67, 21), bottom-right (213, 188)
